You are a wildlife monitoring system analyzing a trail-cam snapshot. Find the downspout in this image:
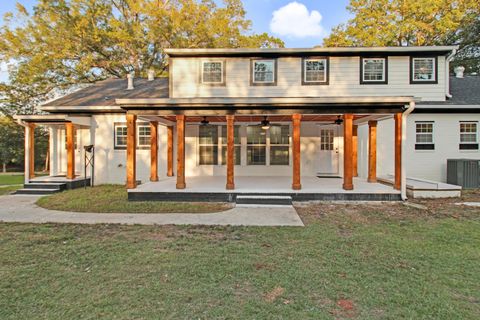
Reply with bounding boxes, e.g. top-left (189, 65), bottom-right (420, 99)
top-left (445, 48), bottom-right (457, 99)
top-left (401, 101), bottom-right (415, 200)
